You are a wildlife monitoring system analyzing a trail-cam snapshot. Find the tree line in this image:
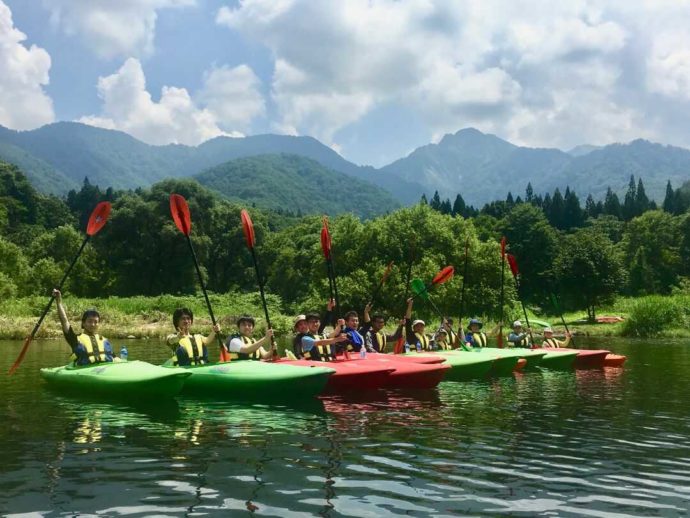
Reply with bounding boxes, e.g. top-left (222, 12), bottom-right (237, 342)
top-left (1, 160), bottom-right (689, 324)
